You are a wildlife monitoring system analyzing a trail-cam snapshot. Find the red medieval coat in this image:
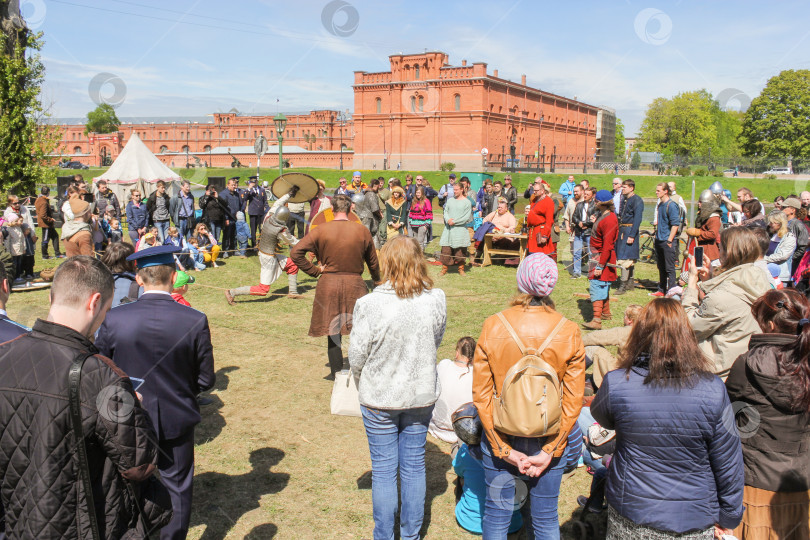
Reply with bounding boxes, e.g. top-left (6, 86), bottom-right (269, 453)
top-left (527, 195), bottom-right (556, 255)
top-left (589, 211), bottom-right (619, 282)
